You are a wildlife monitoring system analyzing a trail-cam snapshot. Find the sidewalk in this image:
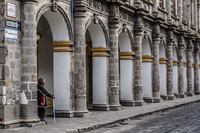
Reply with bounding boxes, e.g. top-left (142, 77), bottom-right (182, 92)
top-left (3, 95), bottom-right (200, 133)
